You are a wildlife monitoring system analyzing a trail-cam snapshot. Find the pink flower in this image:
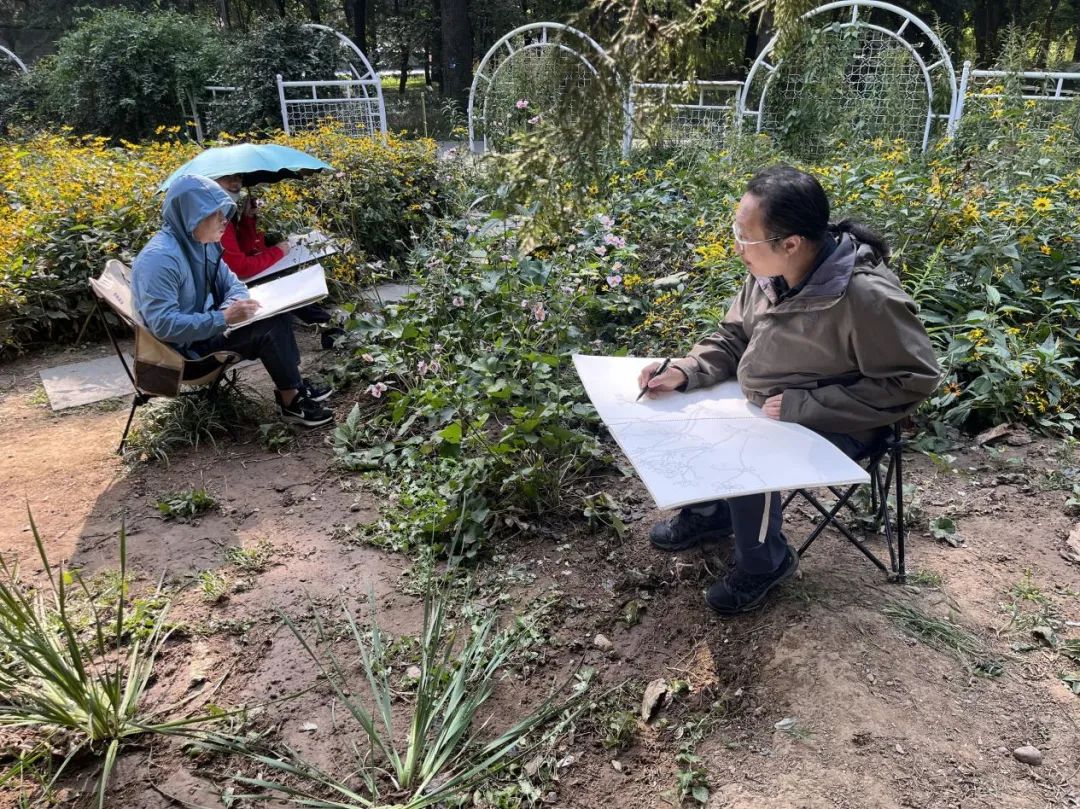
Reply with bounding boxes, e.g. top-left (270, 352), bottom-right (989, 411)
top-left (452, 296), bottom-right (464, 307)
top-left (516, 99), bottom-right (529, 110)
top-left (366, 382), bottom-right (388, 398)
top-left (528, 115), bottom-right (541, 125)
top-left (433, 342), bottom-right (443, 353)
top-left (501, 253), bottom-right (513, 261)
top-left (598, 215), bottom-right (614, 228)
top-left (567, 244), bottom-right (576, 253)
top-left (429, 360), bottom-right (441, 374)
top-left (603, 233), bottom-right (626, 248)
top-left (362, 353), bottom-right (374, 362)
top-left (466, 224), bottom-right (477, 234)
top-left (611, 261), bottom-right (623, 271)
top-left (606, 274), bottom-right (622, 288)
top-left (521, 299), bottom-right (530, 308)
top-left (593, 245), bottom-right (607, 257)
top-left (417, 360), bottom-right (428, 376)
top-left (533, 302), bottom-right (546, 323)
